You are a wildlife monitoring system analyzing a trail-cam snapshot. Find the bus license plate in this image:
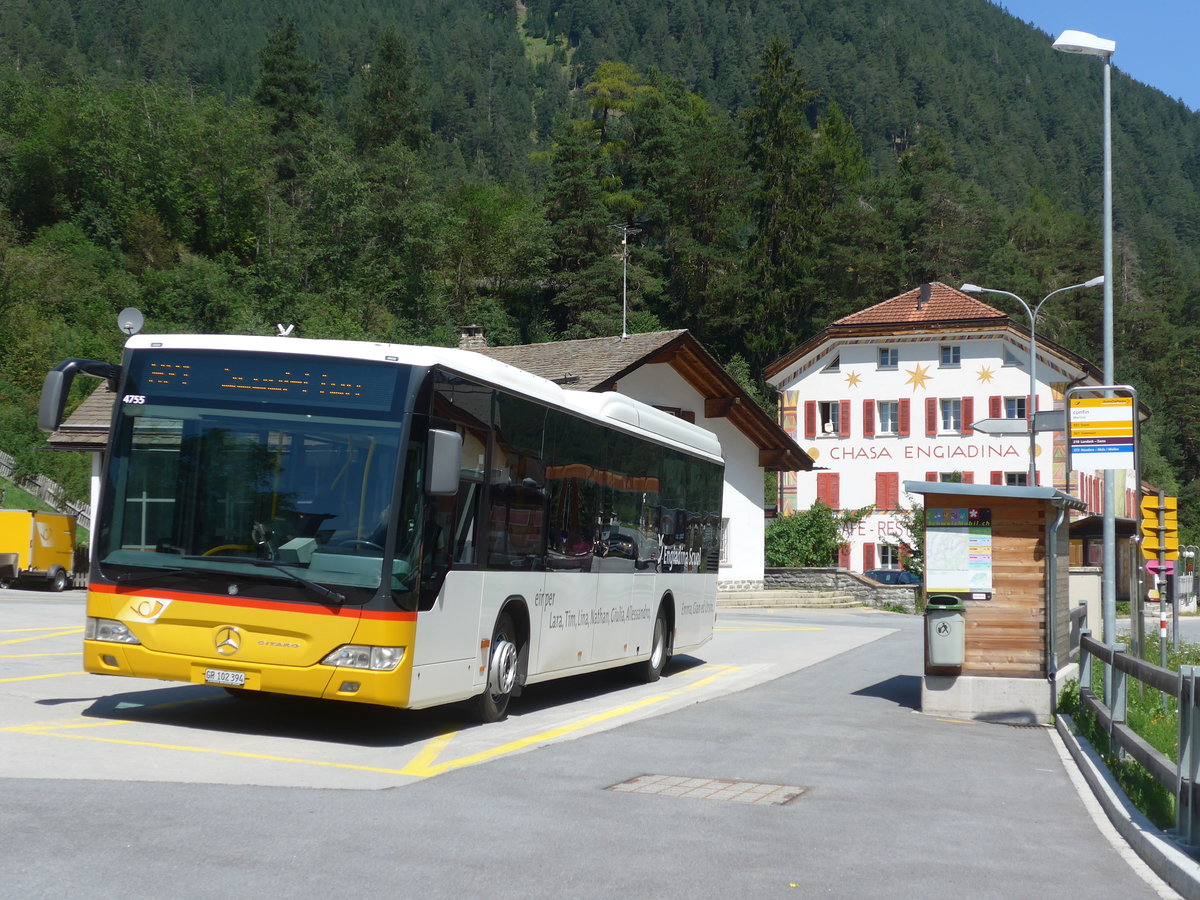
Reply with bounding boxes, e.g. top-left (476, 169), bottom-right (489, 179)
top-left (204, 668), bottom-right (246, 687)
